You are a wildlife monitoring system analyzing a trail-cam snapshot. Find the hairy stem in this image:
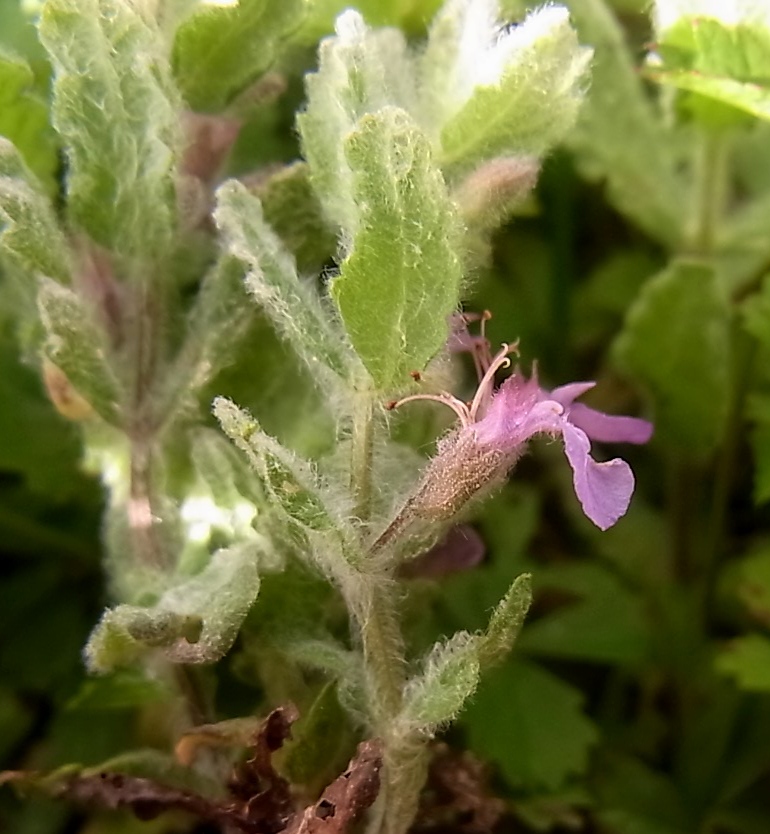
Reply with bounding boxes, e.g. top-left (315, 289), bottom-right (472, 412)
top-left (351, 389), bottom-right (375, 522)
top-left (348, 579), bottom-right (428, 834)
